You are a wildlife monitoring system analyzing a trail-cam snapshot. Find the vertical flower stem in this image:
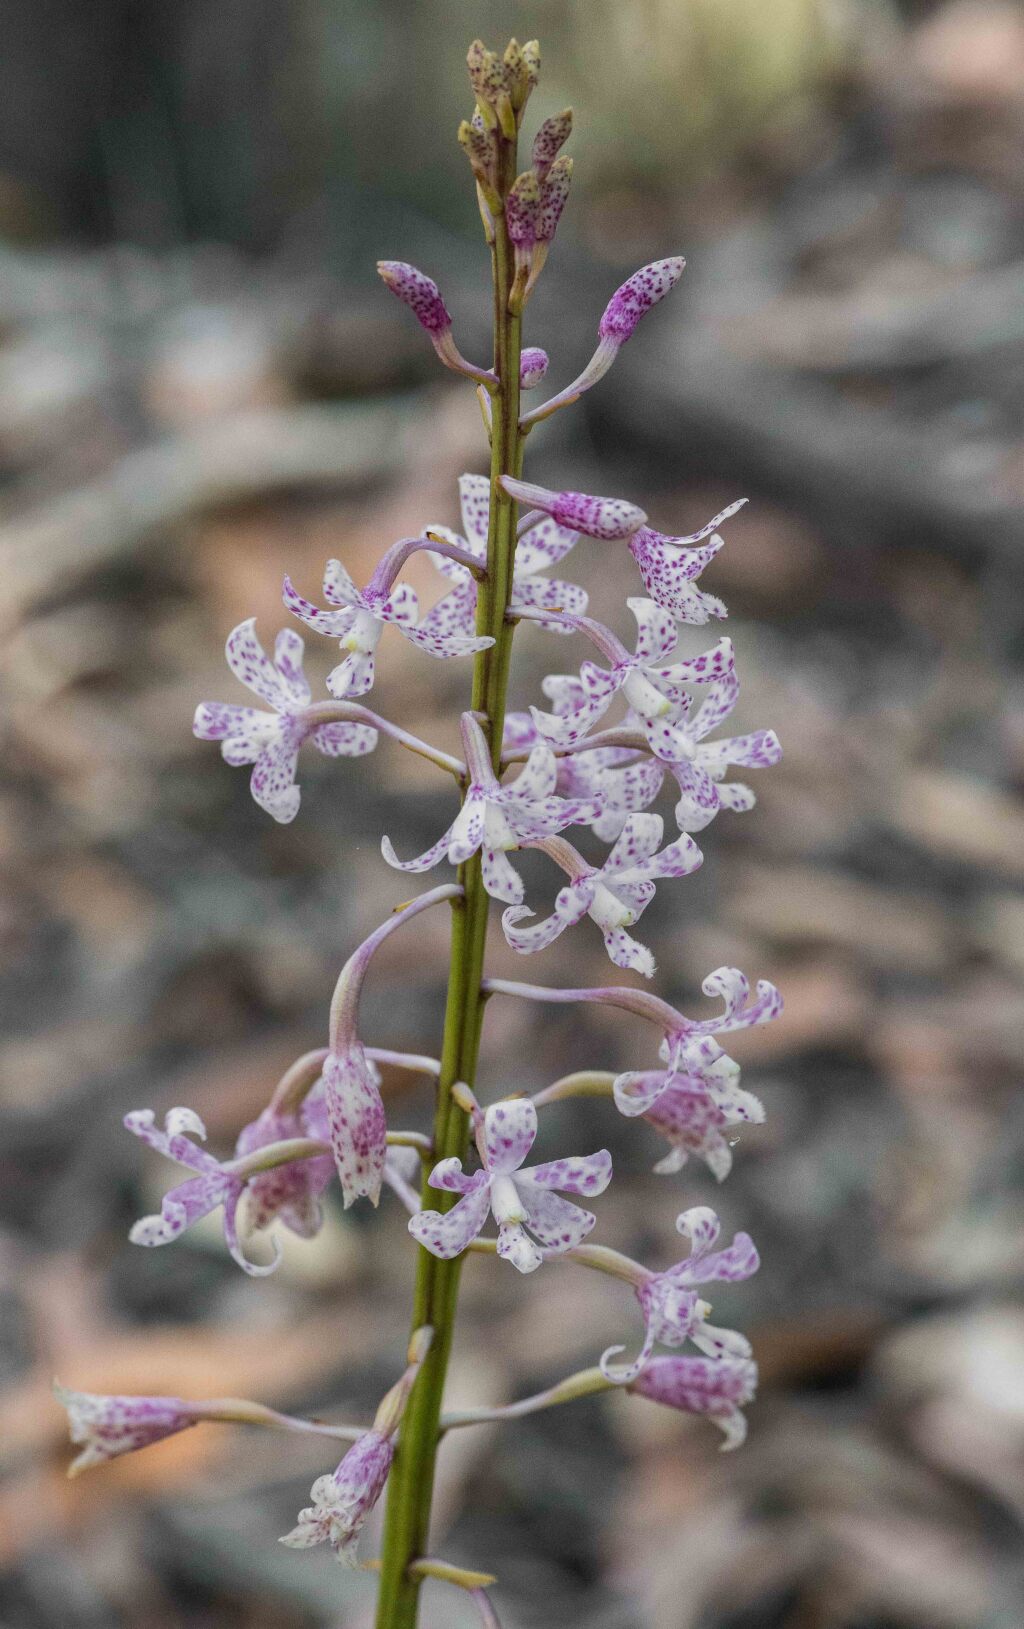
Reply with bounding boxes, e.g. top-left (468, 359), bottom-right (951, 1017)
top-left (374, 121), bottom-right (524, 1629)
